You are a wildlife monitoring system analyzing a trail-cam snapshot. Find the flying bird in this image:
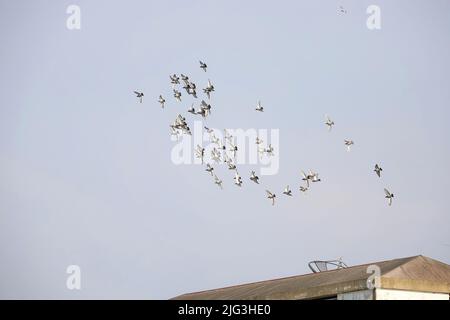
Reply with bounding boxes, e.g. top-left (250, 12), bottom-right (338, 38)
top-left (211, 148), bottom-right (221, 163)
top-left (173, 89), bottom-right (182, 102)
top-left (255, 137), bottom-right (263, 145)
top-left (299, 186), bottom-right (308, 193)
top-left (204, 126), bottom-right (214, 134)
top-left (384, 188), bottom-right (394, 206)
top-left (325, 114), bottom-right (335, 131)
top-left (227, 159), bottom-right (237, 170)
top-left (374, 164), bottom-right (383, 177)
top-left (195, 145), bottom-right (205, 164)
top-left (266, 190), bottom-right (276, 206)
top-left (187, 104), bottom-right (196, 114)
top-left (234, 171), bottom-right (243, 187)
top-left (339, 5), bottom-right (347, 14)
top-left (255, 100), bottom-right (264, 112)
top-left (206, 164), bottom-right (214, 175)
top-left (170, 74), bottom-right (180, 85)
top-left (301, 170), bottom-right (310, 187)
top-left (250, 171), bottom-right (259, 184)
top-left (134, 91), bottom-right (144, 103)
top-left (283, 185), bottom-right (293, 196)
top-left (344, 140), bottom-right (354, 151)
top-left (158, 95), bottom-right (165, 108)
top-left (203, 79), bottom-right (215, 99)
top-left (311, 172), bottom-right (321, 183)
top-left (214, 174), bottom-right (223, 189)
top-left (199, 60), bottom-right (207, 72)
